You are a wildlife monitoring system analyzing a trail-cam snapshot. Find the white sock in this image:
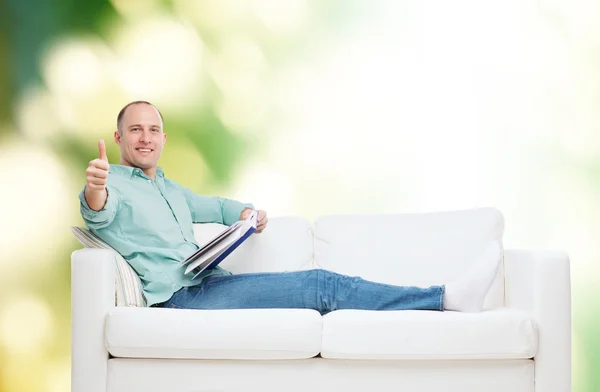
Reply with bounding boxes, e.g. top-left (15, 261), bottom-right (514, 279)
top-left (444, 241), bottom-right (502, 312)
